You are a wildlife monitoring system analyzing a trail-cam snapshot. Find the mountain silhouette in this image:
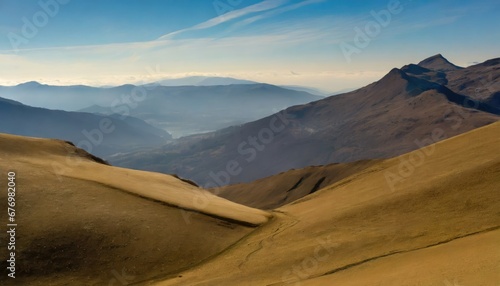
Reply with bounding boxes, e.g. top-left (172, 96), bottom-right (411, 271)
top-left (111, 55), bottom-right (499, 185)
top-left (0, 98), bottom-right (171, 157)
